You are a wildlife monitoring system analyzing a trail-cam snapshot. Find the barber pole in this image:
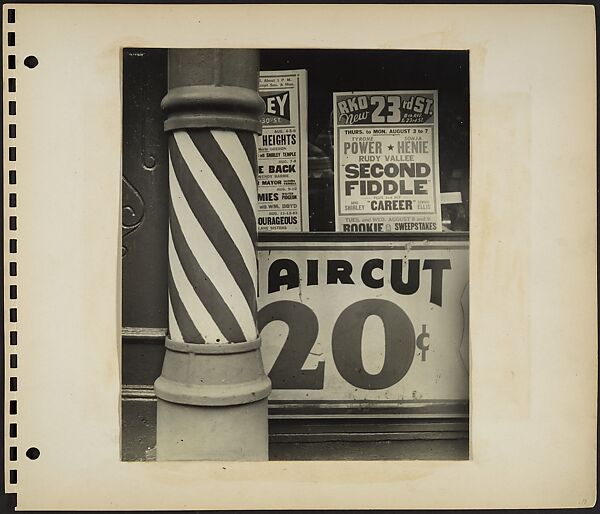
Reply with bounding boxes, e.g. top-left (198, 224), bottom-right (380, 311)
top-left (167, 129), bottom-right (258, 344)
top-left (154, 49), bottom-right (271, 461)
